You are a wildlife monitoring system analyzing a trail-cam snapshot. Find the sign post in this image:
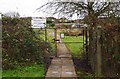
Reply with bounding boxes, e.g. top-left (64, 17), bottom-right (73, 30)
top-left (60, 33), bottom-right (64, 39)
top-left (31, 17), bottom-right (46, 28)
